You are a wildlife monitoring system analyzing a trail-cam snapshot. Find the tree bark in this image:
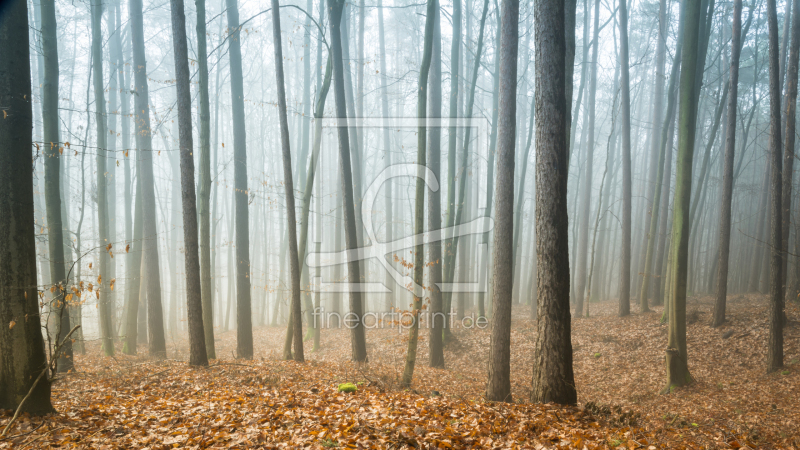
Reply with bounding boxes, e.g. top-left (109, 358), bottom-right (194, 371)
top-left (169, 0), bottom-right (208, 367)
top-left (664, 0), bottom-right (703, 393)
top-left (225, 0), bottom-right (253, 359)
top-left (530, 0), bottom-right (576, 406)
top-left (766, 0), bottom-right (785, 373)
top-left (195, 0), bottom-right (215, 360)
top-left (486, 0), bottom-right (519, 404)
top-left (130, 0), bottom-right (167, 358)
top-left (328, 0), bottom-right (368, 362)
top-left (271, 0), bottom-right (304, 363)
top-left (0, 0), bottom-right (54, 413)
top-left (617, 0), bottom-right (632, 317)
top-left (713, 0), bottom-right (744, 327)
